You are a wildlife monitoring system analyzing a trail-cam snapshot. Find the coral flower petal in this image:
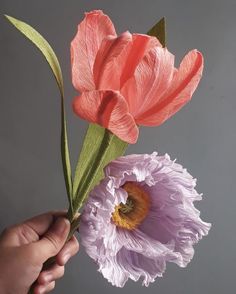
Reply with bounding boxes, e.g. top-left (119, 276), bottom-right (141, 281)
top-left (120, 34), bottom-right (162, 88)
top-left (93, 33), bottom-right (162, 91)
top-left (93, 32), bottom-right (132, 90)
top-left (71, 10), bottom-right (204, 144)
top-left (71, 10), bottom-right (116, 92)
top-left (121, 47), bottom-right (175, 116)
top-left (136, 50), bottom-right (204, 125)
top-left (73, 90), bottom-right (139, 143)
